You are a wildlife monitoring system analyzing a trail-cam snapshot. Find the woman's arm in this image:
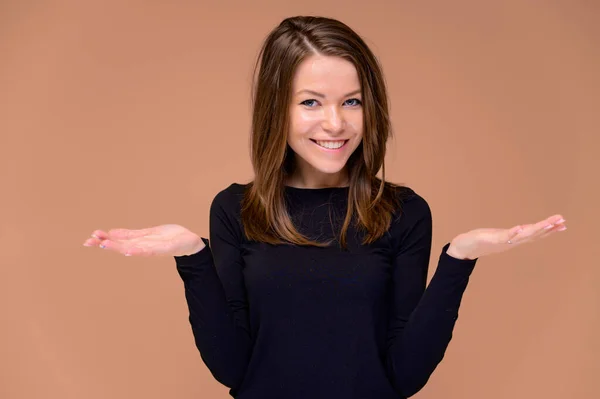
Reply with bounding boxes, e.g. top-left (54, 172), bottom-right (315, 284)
top-left (384, 195), bottom-right (477, 398)
top-left (174, 188), bottom-right (253, 391)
